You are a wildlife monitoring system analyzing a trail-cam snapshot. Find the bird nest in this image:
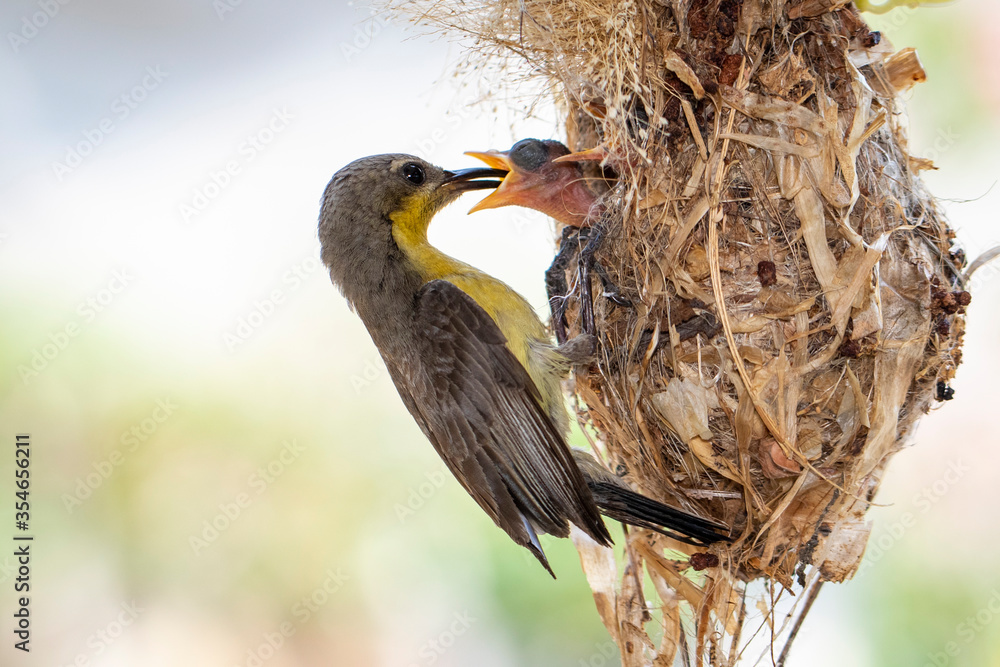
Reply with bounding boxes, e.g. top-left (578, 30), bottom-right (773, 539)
top-left (387, 0), bottom-right (970, 663)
